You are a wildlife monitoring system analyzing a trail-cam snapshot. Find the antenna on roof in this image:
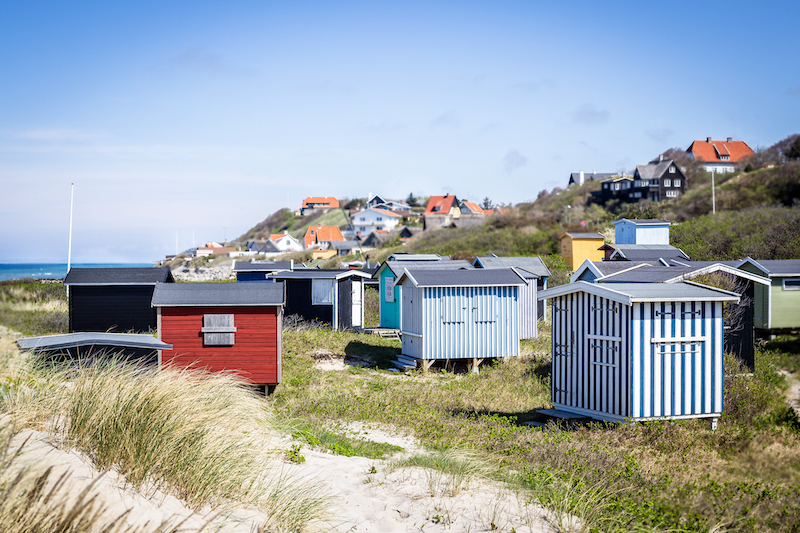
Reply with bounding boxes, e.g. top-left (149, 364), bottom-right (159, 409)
top-left (67, 183), bottom-right (74, 274)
